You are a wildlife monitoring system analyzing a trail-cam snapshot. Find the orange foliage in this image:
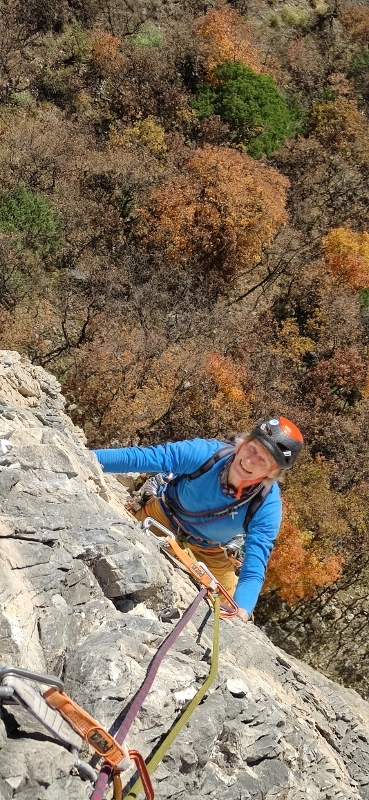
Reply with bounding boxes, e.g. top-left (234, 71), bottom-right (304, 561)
top-left (195, 3), bottom-right (265, 77)
top-left (340, 4), bottom-right (369, 44)
top-left (322, 227), bottom-right (369, 289)
top-left (205, 351), bottom-right (247, 404)
top-left (65, 319), bottom-right (200, 445)
top-left (90, 31), bottom-right (123, 77)
top-left (202, 351), bottom-right (253, 430)
top-left (310, 96), bottom-right (369, 165)
top-left (0, 297), bottom-right (61, 358)
top-left (139, 145), bottom-right (288, 274)
top-left (363, 375), bottom-right (369, 399)
top-left (263, 501), bottom-right (343, 604)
